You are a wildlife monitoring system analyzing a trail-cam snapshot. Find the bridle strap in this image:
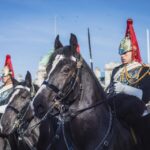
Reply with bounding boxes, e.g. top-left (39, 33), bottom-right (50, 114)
top-left (6, 105), bottom-right (19, 114)
top-left (69, 100), bottom-right (107, 118)
top-left (43, 81), bottom-right (60, 93)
